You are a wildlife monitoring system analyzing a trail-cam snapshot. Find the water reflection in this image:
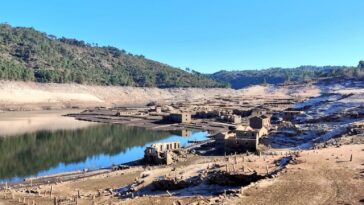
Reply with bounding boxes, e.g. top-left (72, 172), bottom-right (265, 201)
top-left (0, 120), bottom-right (207, 183)
top-left (0, 110), bottom-right (95, 136)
